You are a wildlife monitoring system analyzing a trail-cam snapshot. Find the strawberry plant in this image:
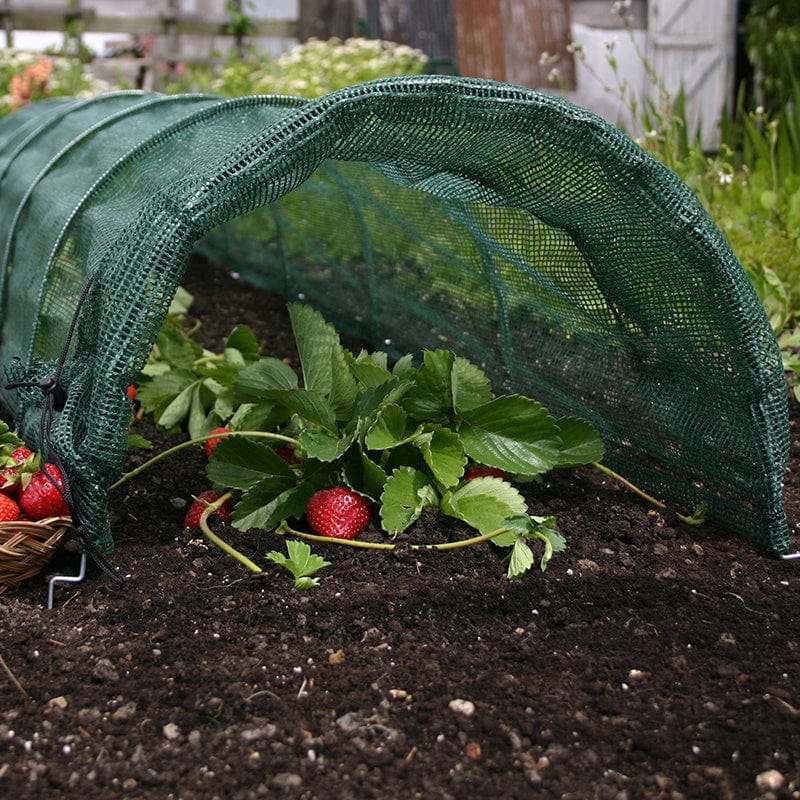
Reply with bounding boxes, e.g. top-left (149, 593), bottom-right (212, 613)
top-left (176, 302), bottom-right (606, 579)
top-left (266, 540), bottom-right (331, 589)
